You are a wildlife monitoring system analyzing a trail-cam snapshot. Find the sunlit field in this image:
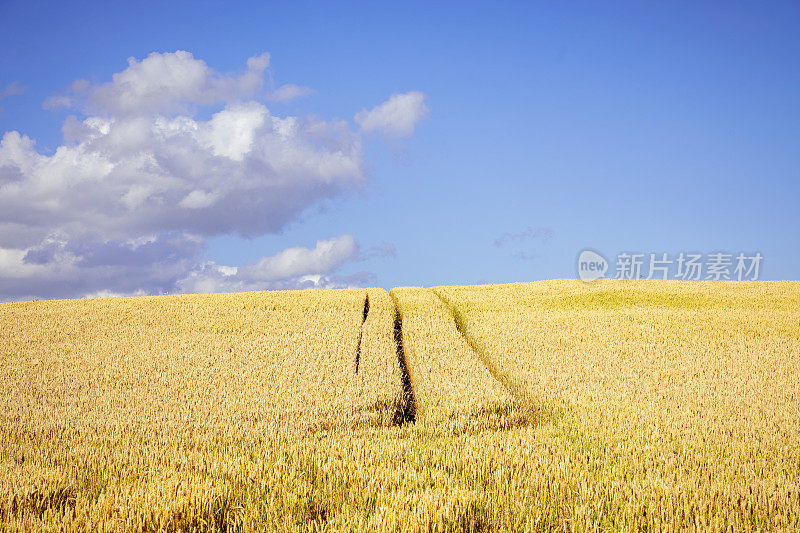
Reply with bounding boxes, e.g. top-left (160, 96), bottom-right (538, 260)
top-left (1, 281), bottom-right (798, 530)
